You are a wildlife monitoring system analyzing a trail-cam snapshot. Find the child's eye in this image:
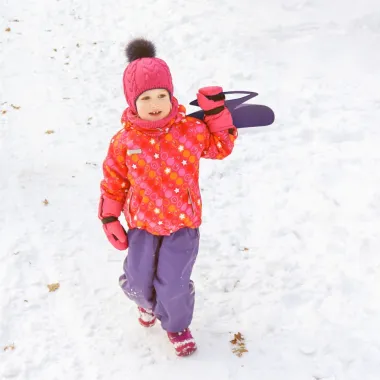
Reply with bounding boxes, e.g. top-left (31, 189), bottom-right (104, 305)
top-left (158, 94), bottom-right (167, 98)
top-left (141, 97), bottom-right (150, 101)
